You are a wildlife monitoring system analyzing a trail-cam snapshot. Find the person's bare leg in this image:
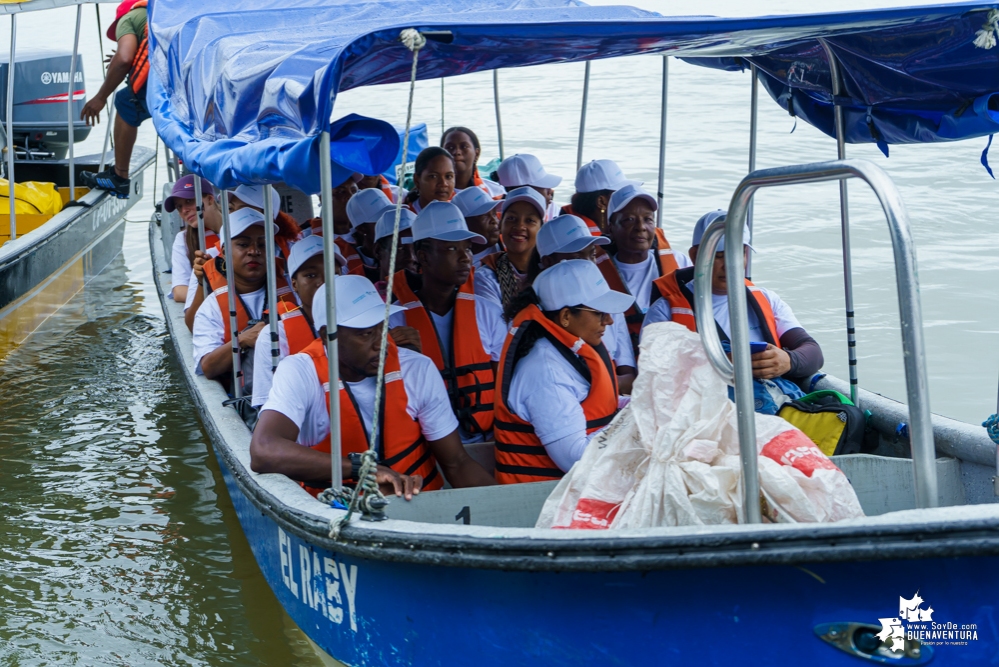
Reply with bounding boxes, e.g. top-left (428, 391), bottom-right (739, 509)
top-left (113, 114), bottom-right (137, 180)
